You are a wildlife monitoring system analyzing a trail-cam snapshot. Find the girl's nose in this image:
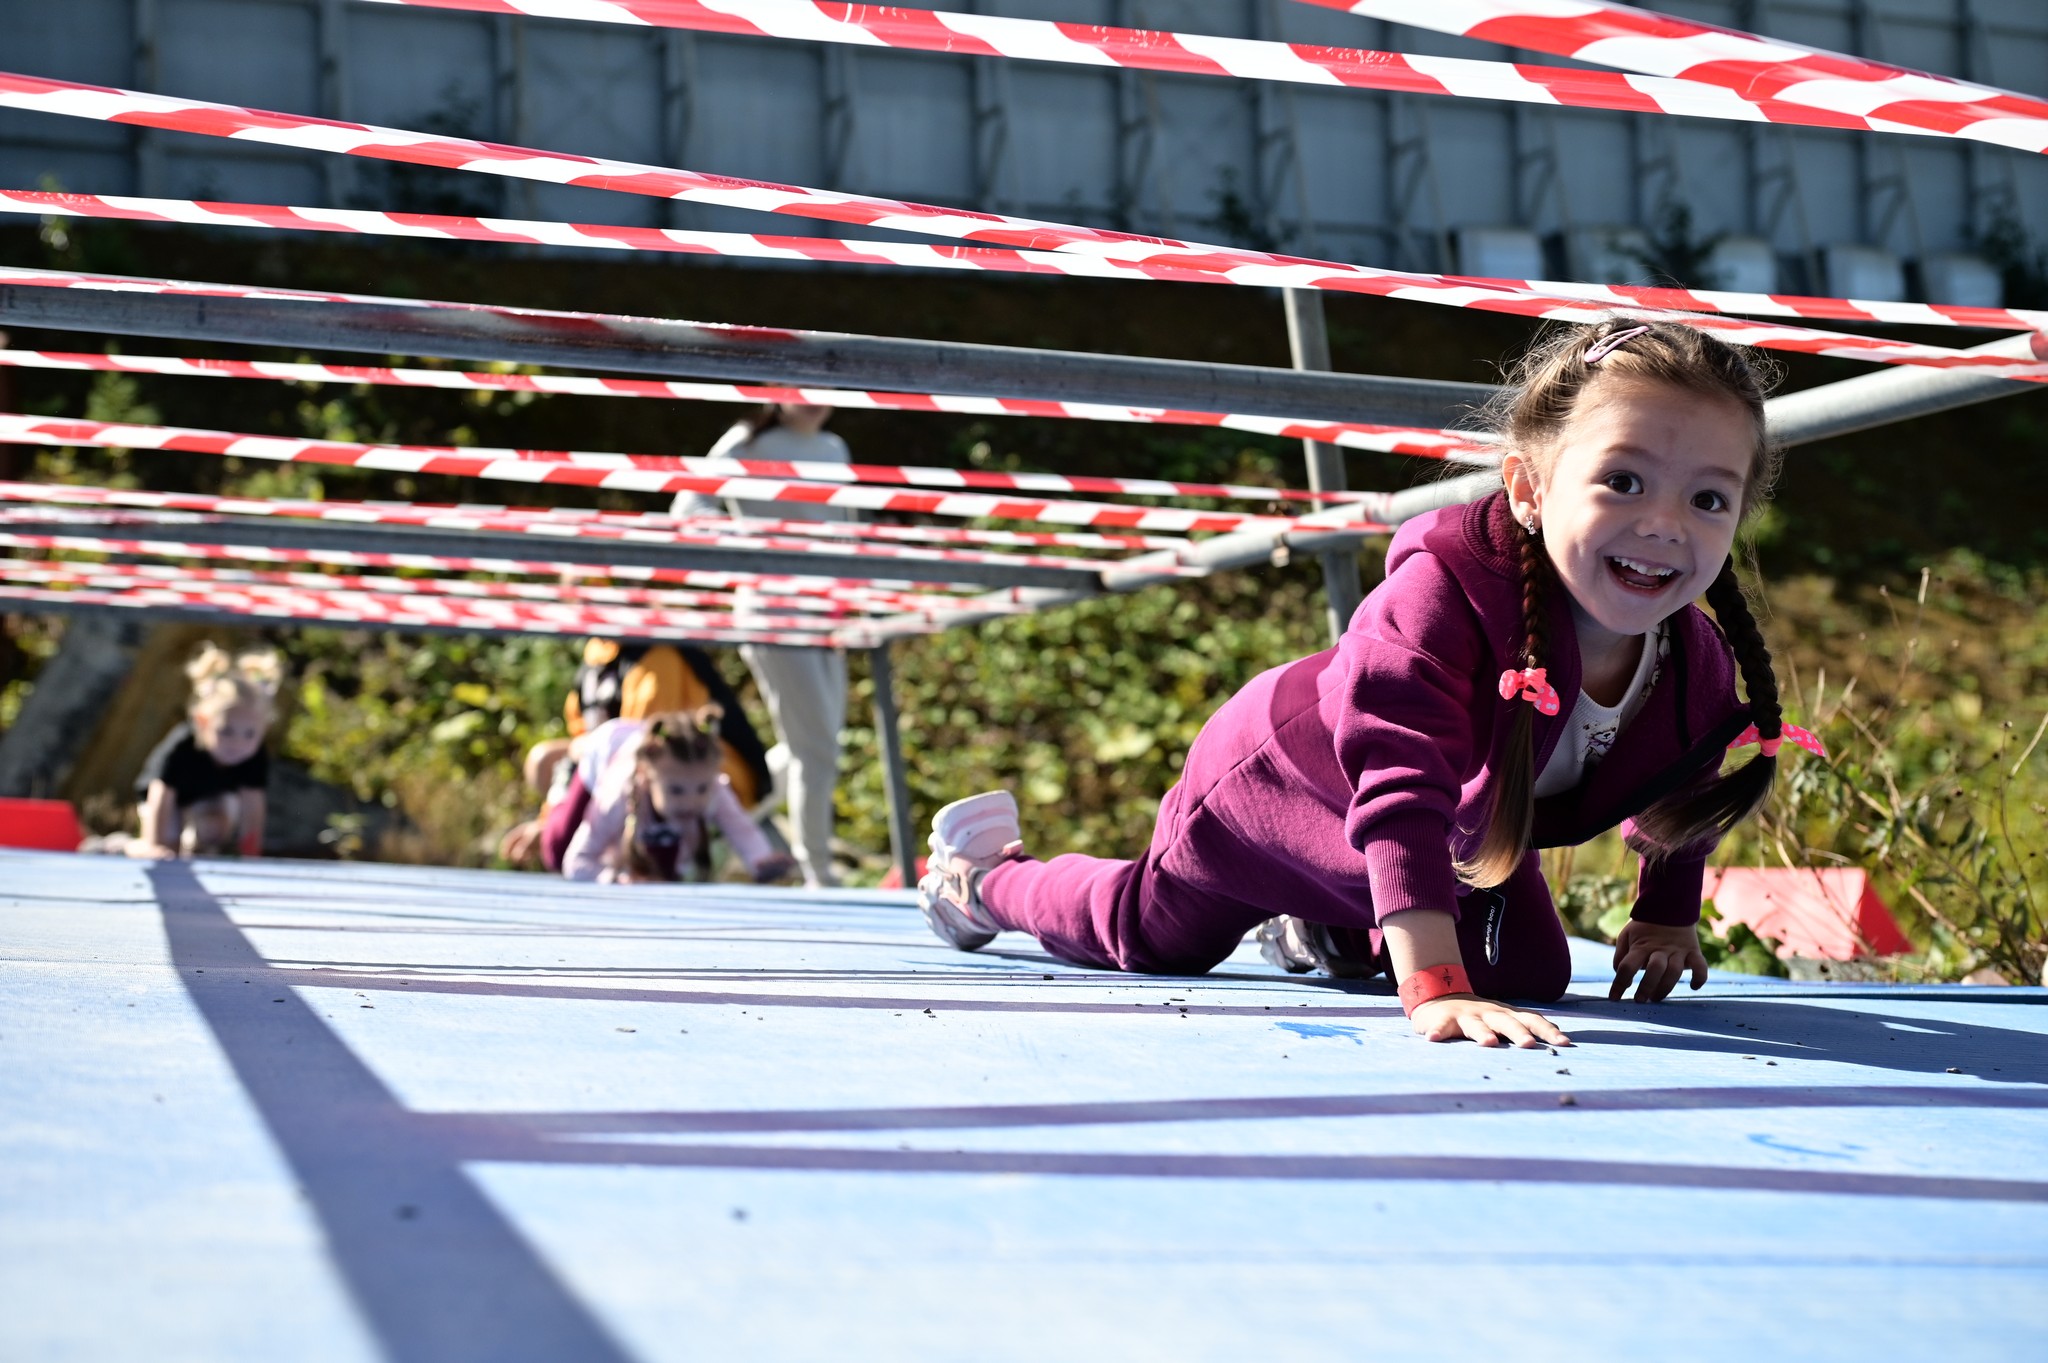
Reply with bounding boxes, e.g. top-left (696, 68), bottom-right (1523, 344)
top-left (1635, 497), bottom-right (1687, 541)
